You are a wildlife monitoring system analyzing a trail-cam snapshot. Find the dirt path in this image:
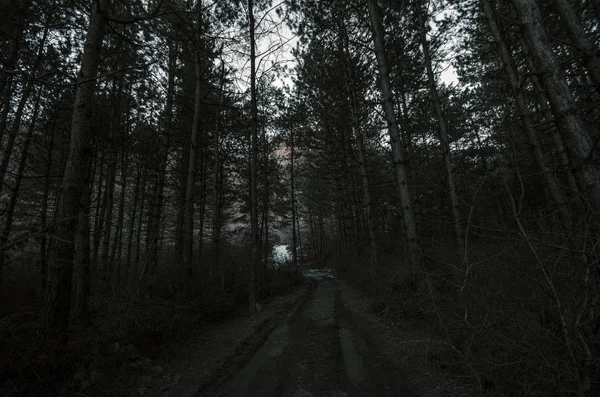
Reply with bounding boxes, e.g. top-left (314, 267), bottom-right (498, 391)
top-left (203, 277), bottom-right (475, 397)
